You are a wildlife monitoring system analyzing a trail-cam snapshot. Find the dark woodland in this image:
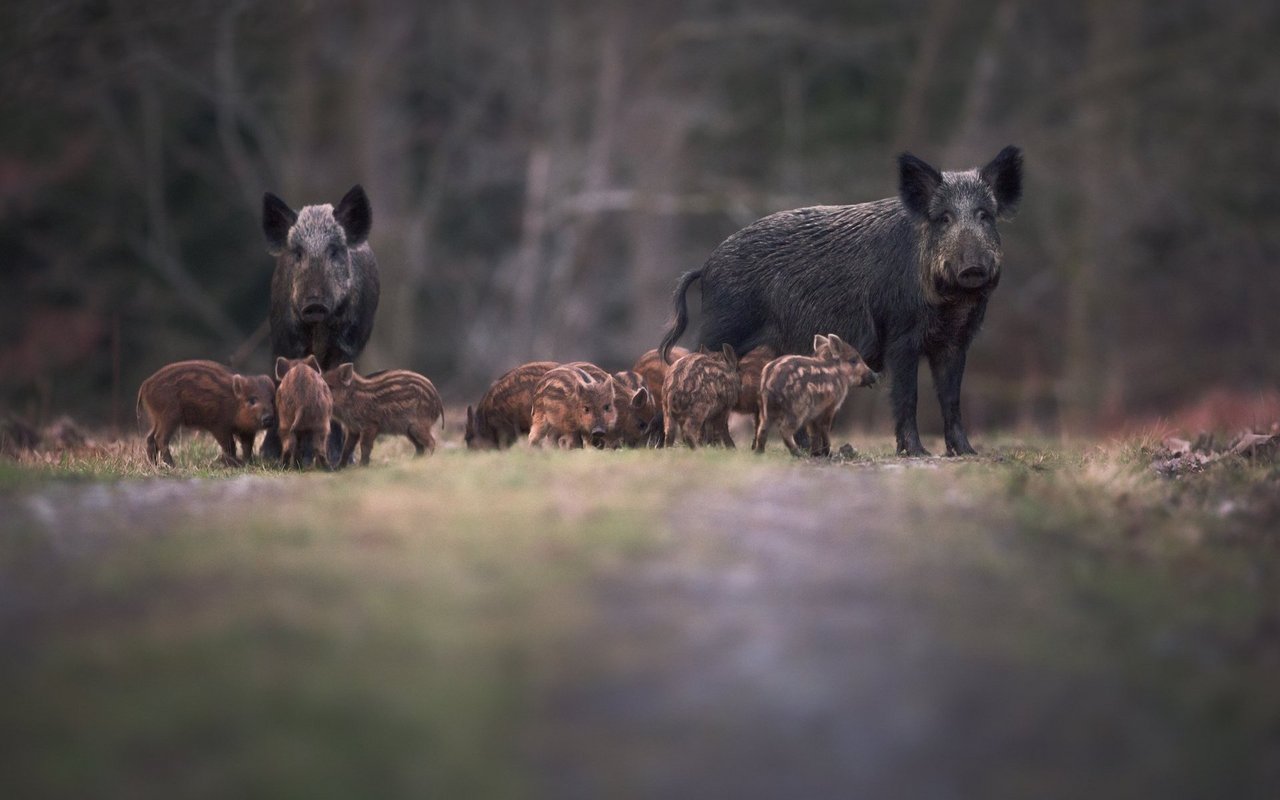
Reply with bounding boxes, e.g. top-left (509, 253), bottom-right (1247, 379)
top-left (2, 0), bottom-right (1278, 434)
